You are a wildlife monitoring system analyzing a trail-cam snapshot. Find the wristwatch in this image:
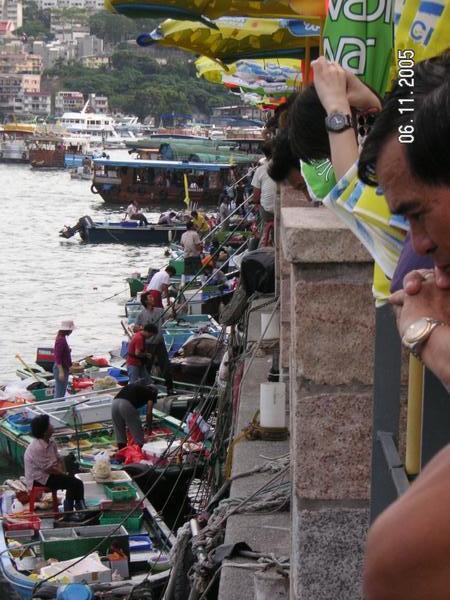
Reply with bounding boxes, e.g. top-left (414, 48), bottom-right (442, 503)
top-left (325, 112), bottom-right (353, 133)
top-left (401, 317), bottom-right (445, 358)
